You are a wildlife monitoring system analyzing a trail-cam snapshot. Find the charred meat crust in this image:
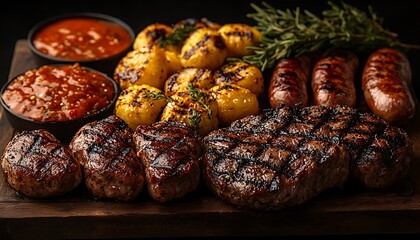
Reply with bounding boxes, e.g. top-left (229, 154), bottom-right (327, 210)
top-left (1, 129), bottom-right (82, 198)
top-left (203, 105), bottom-right (411, 210)
top-left (133, 121), bottom-right (202, 202)
top-left (69, 115), bottom-right (144, 201)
